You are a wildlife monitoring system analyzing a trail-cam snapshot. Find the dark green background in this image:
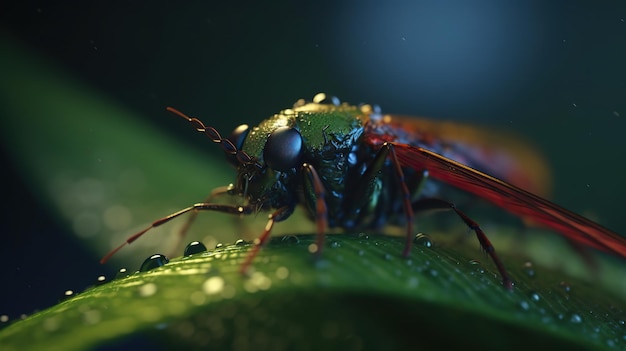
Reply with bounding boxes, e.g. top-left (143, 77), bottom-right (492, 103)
top-left (1, 0), bottom-right (625, 337)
